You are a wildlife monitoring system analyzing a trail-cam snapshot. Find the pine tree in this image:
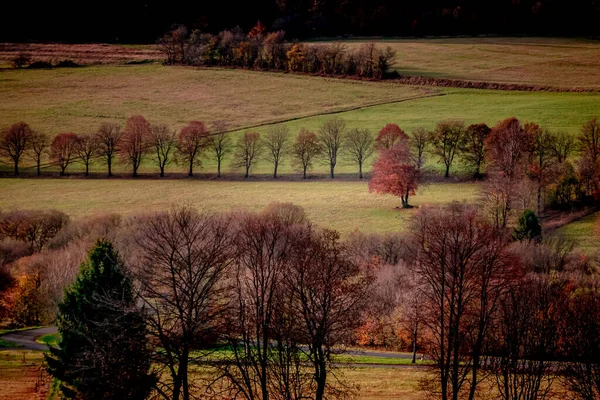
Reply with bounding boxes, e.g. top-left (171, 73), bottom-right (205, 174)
top-left (513, 209), bottom-right (542, 242)
top-left (45, 239), bottom-right (155, 399)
